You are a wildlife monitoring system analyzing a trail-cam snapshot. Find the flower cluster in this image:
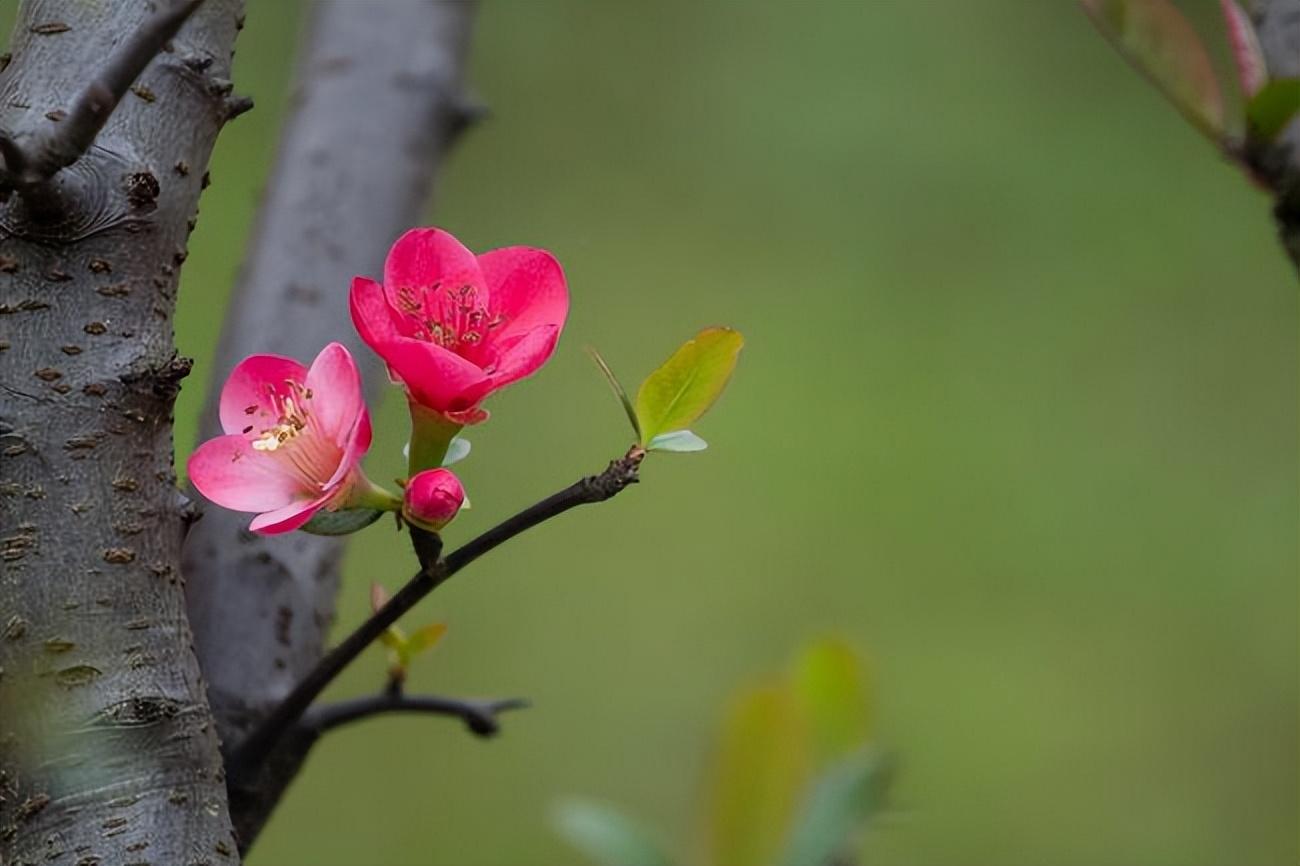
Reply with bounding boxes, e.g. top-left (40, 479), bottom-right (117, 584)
top-left (189, 228), bottom-right (568, 535)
